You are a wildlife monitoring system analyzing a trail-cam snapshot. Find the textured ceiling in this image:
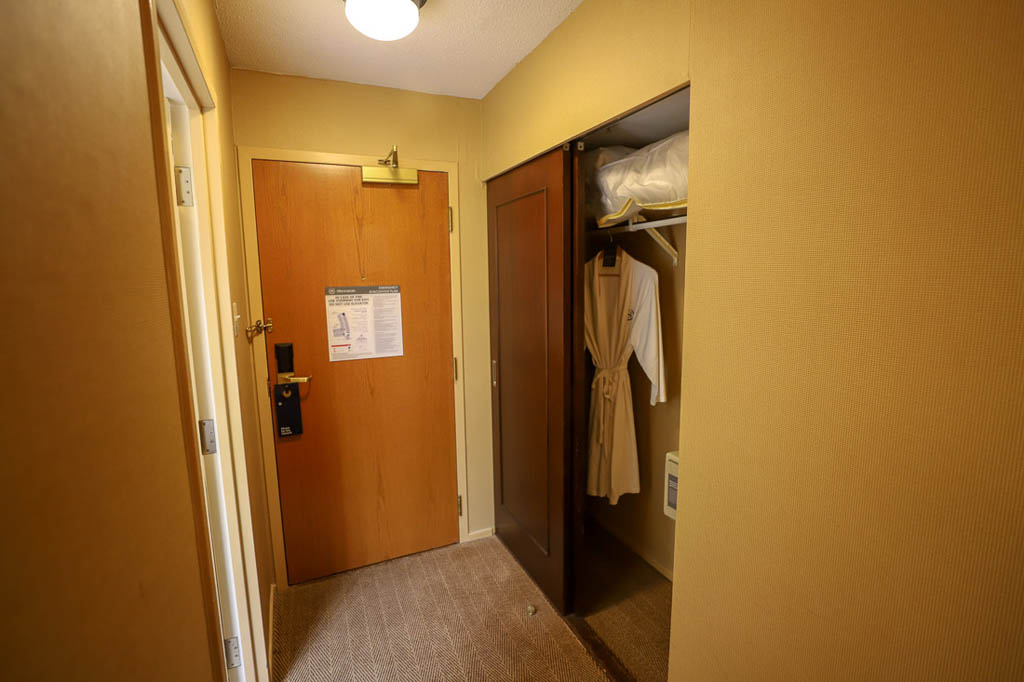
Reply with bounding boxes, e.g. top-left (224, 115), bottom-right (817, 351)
top-left (213, 0), bottom-right (584, 99)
